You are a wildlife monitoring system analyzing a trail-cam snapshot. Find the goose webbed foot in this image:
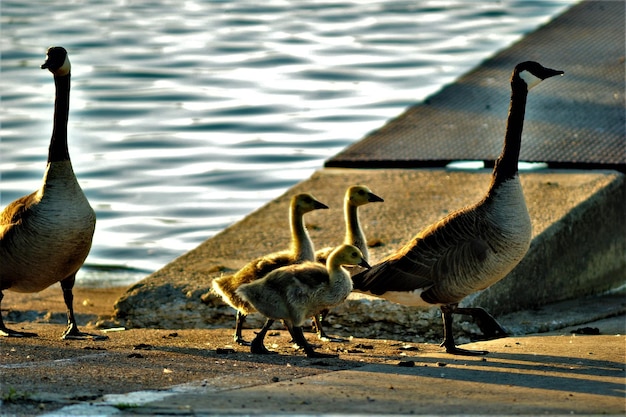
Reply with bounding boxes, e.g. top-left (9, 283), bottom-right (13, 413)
top-left (1, 327), bottom-right (38, 338)
top-left (454, 307), bottom-right (507, 340)
top-left (62, 323), bottom-right (108, 341)
top-left (289, 324), bottom-right (338, 359)
top-left (441, 341), bottom-right (489, 356)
